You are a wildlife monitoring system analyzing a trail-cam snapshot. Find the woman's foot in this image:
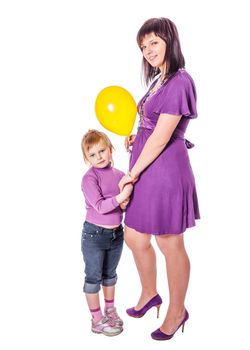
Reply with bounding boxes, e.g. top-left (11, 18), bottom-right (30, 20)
top-left (151, 309), bottom-right (189, 341)
top-left (126, 294), bottom-right (162, 318)
top-left (160, 307), bottom-right (187, 335)
top-left (134, 292), bottom-right (159, 310)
